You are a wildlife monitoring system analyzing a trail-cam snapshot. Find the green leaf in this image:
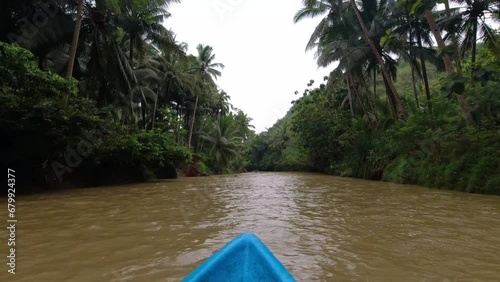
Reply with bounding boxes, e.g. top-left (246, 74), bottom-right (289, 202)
top-left (410, 1), bottom-right (423, 15)
top-left (380, 35), bottom-right (389, 48)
